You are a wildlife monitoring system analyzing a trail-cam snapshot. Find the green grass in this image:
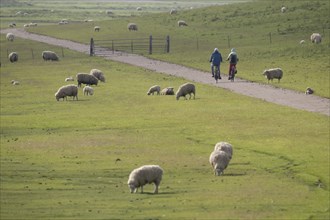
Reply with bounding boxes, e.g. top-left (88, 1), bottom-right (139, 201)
top-left (1, 34), bottom-right (329, 219)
